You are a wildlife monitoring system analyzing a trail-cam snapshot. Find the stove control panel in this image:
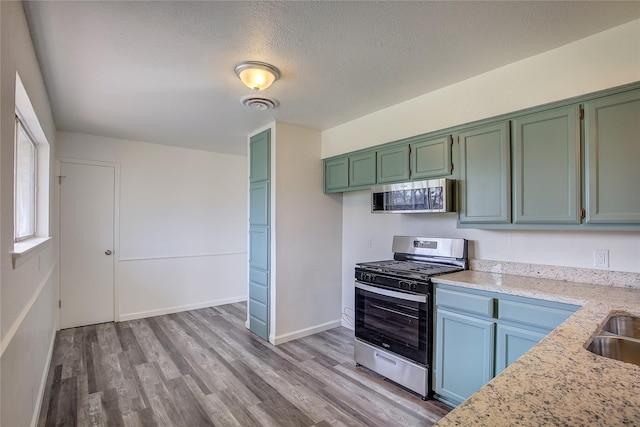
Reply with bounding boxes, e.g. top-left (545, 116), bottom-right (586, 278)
top-left (355, 268), bottom-right (429, 295)
top-left (399, 281), bottom-right (417, 291)
top-left (413, 240), bottom-right (437, 249)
